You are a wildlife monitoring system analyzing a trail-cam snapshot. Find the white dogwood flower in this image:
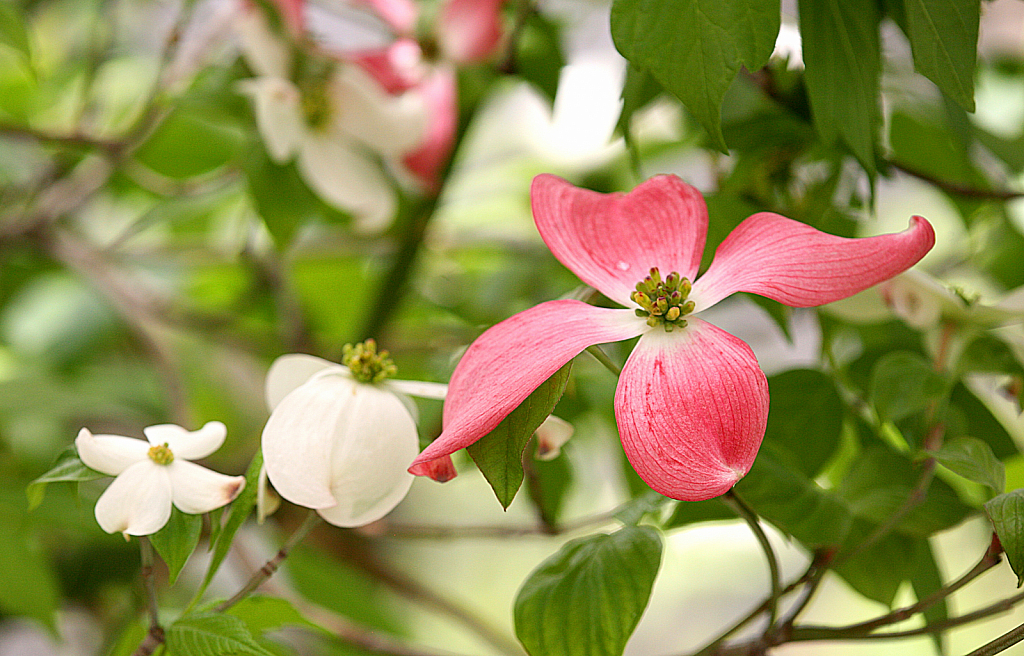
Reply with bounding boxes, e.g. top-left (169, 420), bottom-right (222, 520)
top-left (76, 421), bottom-right (245, 538)
top-left (235, 6), bottom-right (425, 232)
top-left (261, 345), bottom-right (446, 527)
